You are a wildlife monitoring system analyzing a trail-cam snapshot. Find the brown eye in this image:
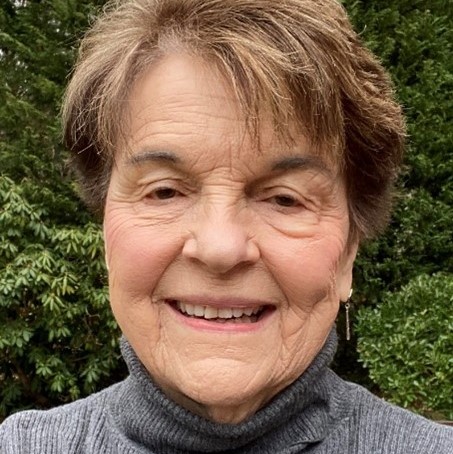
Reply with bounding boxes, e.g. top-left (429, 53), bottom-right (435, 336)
top-left (273, 195), bottom-right (298, 207)
top-left (153, 188), bottom-right (177, 199)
